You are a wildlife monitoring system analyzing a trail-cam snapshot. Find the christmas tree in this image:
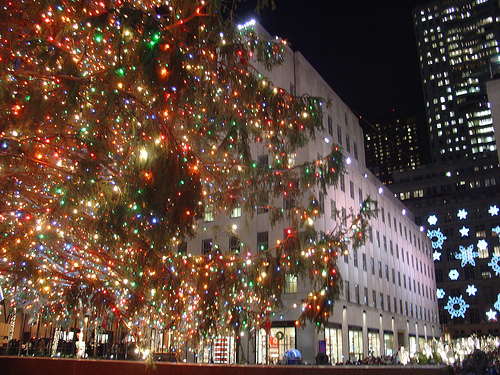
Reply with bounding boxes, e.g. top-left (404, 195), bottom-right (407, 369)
top-left (0, 0), bottom-right (376, 354)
